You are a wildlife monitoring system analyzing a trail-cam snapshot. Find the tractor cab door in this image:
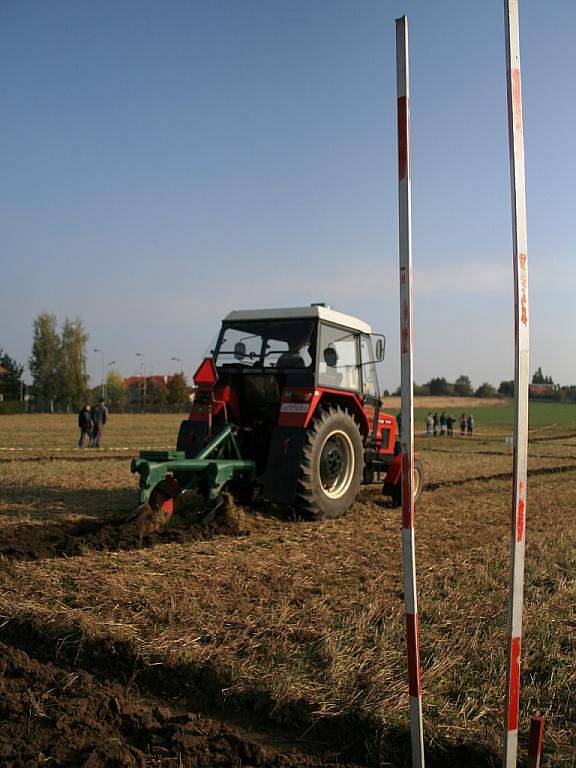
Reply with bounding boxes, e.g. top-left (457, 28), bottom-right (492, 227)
top-left (360, 334), bottom-right (381, 437)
